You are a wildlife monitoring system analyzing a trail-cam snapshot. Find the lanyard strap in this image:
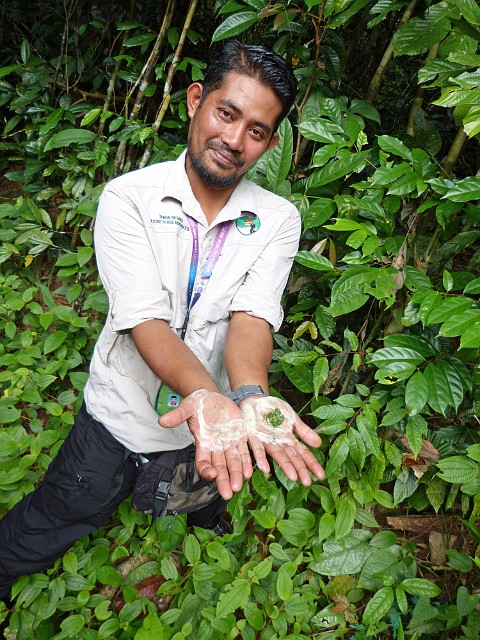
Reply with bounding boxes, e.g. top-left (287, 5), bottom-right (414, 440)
top-left (181, 217), bottom-right (231, 339)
